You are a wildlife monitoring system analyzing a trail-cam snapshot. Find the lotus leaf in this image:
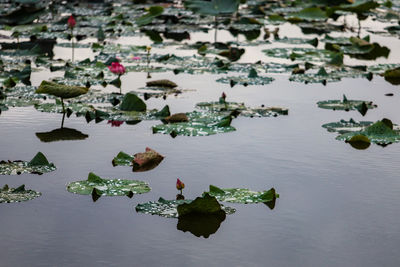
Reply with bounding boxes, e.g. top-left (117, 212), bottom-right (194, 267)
top-left (216, 75), bottom-right (274, 86)
top-left (384, 67), bottom-right (400, 85)
top-left (317, 95), bottom-right (377, 112)
top-left (206, 185), bottom-right (279, 204)
top-left (0, 184), bottom-right (41, 203)
top-left (67, 172), bottom-right (151, 197)
top-left (337, 120), bottom-right (400, 145)
top-left (119, 92), bottom-right (146, 112)
top-left (0, 152), bottom-right (56, 175)
top-left (136, 6), bottom-right (164, 26)
top-left (35, 81), bottom-right (89, 99)
top-left (152, 111), bottom-right (235, 136)
top-left (322, 119), bottom-right (373, 134)
top-left (184, 0), bottom-right (240, 16)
